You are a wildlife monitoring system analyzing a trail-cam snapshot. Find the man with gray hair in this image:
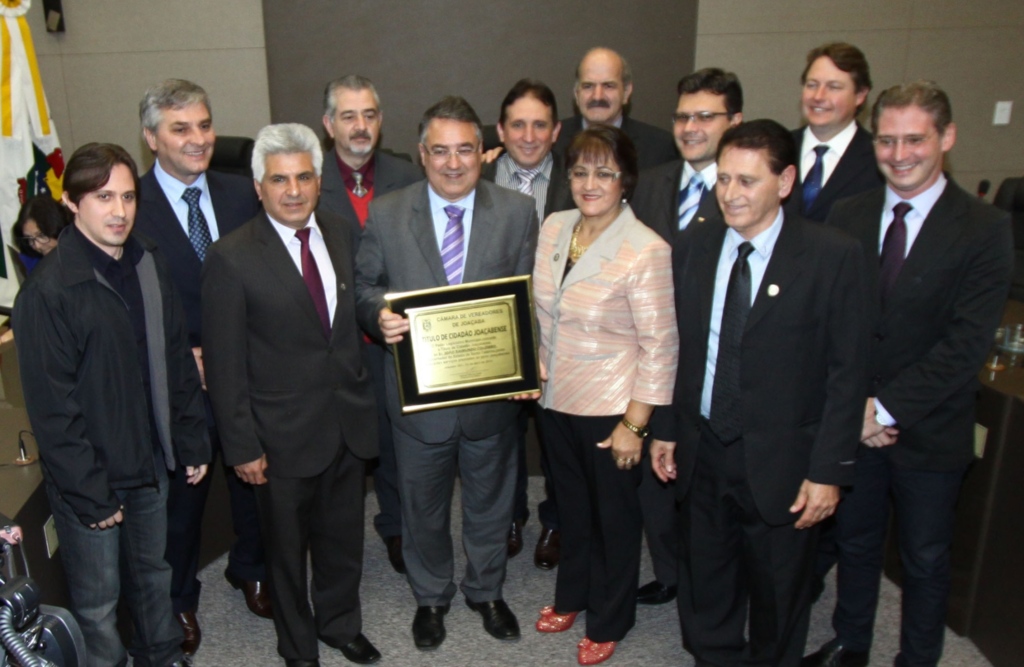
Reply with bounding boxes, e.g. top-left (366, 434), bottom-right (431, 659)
top-left (134, 78), bottom-right (267, 658)
top-left (356, 96), bottom-right (537, 650)
top-left (319, 75), bottom-right (422, 576)
top-left (203, 123), bottom-right (382, 666)
top-left (552, 47), bottom-right (677, 170)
